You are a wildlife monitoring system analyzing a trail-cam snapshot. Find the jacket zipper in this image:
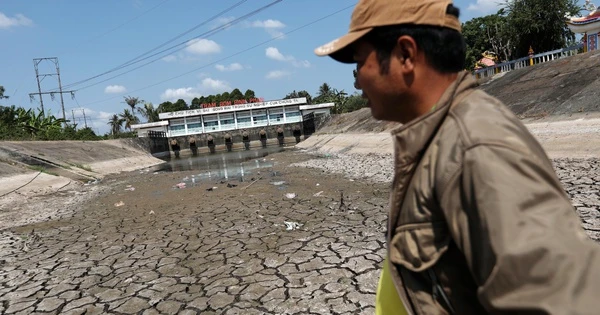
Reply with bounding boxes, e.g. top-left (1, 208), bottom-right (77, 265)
top-left (428, 269), bottom-right (456, 315)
